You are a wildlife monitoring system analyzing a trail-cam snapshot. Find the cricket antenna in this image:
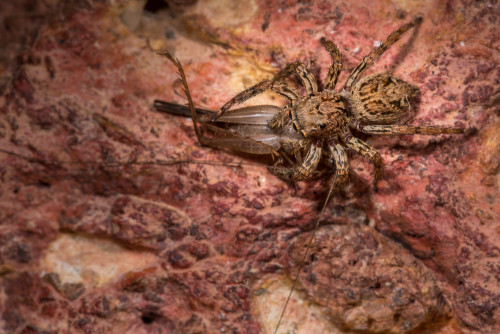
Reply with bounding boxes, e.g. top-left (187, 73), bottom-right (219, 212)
top-left (274, 180), bottom-right (337, 334)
